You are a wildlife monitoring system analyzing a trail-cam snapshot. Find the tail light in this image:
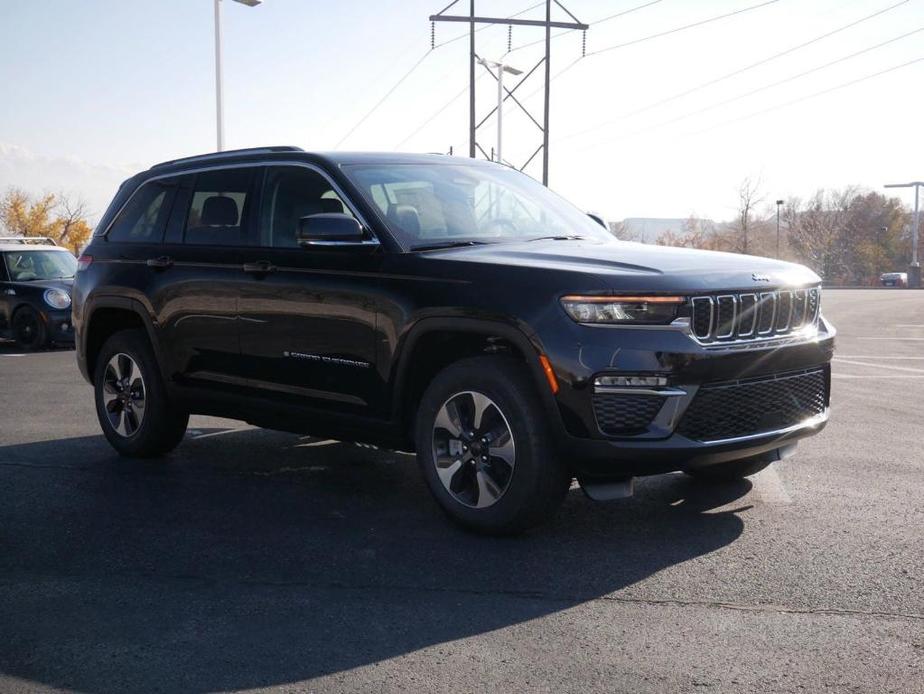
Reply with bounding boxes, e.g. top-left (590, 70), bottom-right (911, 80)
top-left (76, 255), bottom-right (93, 272)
